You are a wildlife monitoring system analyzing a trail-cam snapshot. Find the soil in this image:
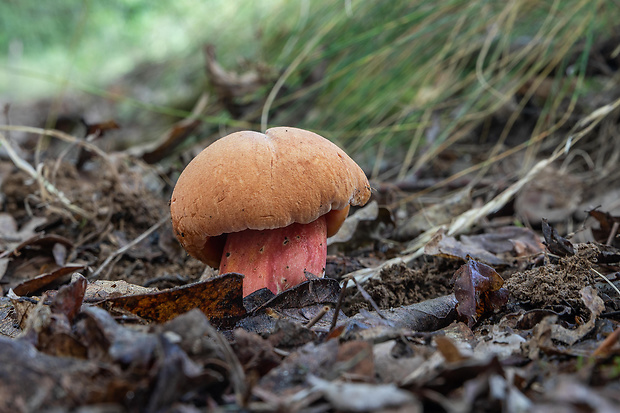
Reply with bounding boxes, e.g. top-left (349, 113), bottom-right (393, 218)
top-left (343, 260), bottom-right (456, 315)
